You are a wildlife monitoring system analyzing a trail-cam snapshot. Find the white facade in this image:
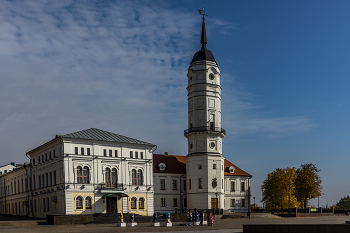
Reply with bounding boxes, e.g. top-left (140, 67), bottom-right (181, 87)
top-left (0, 128), bottom-right (156, 218)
